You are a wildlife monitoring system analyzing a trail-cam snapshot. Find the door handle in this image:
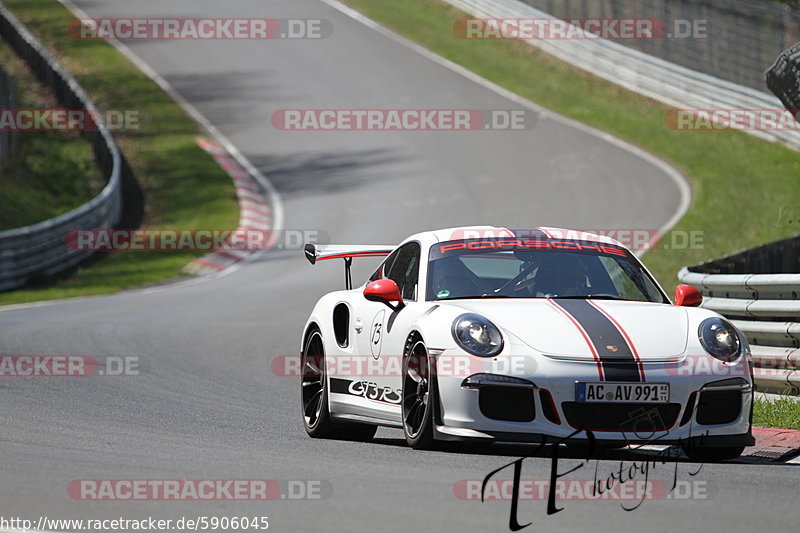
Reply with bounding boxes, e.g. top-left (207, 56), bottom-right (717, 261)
top-left (354, 317), bottom-right (364, 333)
